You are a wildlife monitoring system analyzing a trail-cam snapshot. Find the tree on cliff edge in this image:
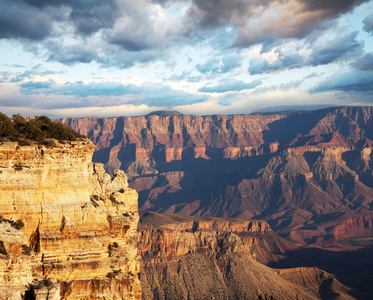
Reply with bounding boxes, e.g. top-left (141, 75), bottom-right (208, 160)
top-left (0, 113), bottom-right (84, 144)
